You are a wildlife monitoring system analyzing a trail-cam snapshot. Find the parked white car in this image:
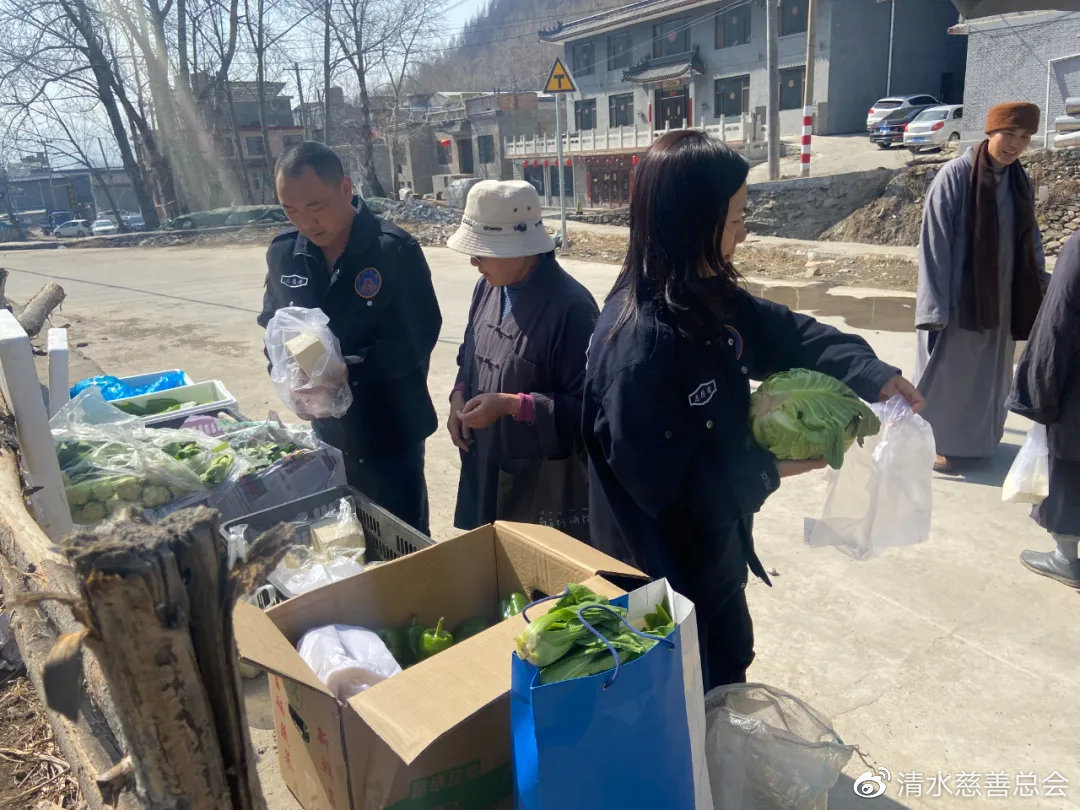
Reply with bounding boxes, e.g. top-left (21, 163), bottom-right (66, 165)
top-left (53, 219), bottom-right (91, 238)
top-left (904, 105), bottom-right (964, 152)
top-left (91, 218), bottom-right (118, 236)
top-left (866, 94), bottom-right (940, 130)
